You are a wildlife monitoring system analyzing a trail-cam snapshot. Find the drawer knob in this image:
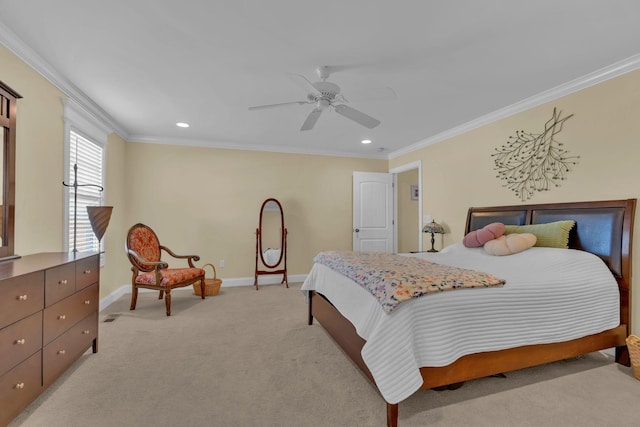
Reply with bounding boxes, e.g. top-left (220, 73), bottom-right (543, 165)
top-left (14, 382), bottom-right (25, 390)
top-left (15, 338), bottom-right (26, 345)
top-left (57, 349), bottom-right (66, 355)
top-left (84, 269), bottom-right (91, 275)
top-left (83, 329), bottom-right (91, 335)
top-left (18, 294), bottom-right (28, 301)
top-left (84, 299), bottom-right (91, 305)
top-left (59, 279), bottom-right (68, 285)
top-left (58, 314), bottom-right (66, 320)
